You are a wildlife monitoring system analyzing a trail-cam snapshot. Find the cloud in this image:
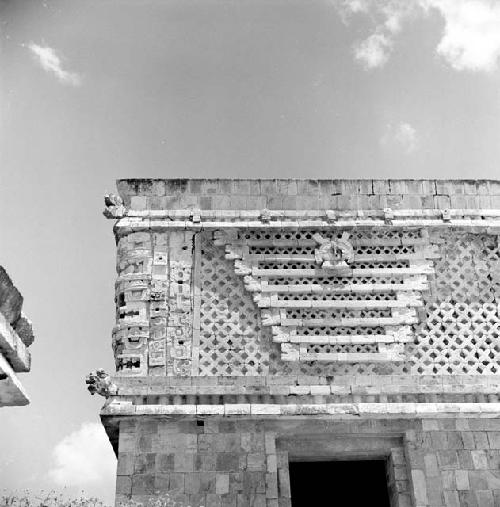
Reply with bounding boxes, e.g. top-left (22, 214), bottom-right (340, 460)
top-left (423, 0), bottom-right (500, 72)
top-left (49, 423), bottom-right (116, 488)
top-left (25, 43), bottom-right (81, 86)
top-left (354, 31), bottom-right (392, 69)
top-left (381, 122), bottom-right (419, 154)
top-left (333, 0), bottom-right (370, 23)
top-left (334, 0), bottom-right (416, 69)
top-left (333, 0), bottom-right (500, 72)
